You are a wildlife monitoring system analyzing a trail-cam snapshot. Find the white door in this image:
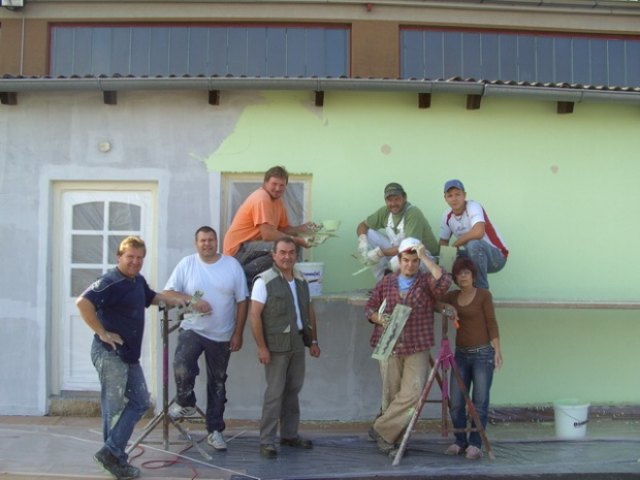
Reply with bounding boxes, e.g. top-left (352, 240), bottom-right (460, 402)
top-left (60, 190), bottom-right (154, 391)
